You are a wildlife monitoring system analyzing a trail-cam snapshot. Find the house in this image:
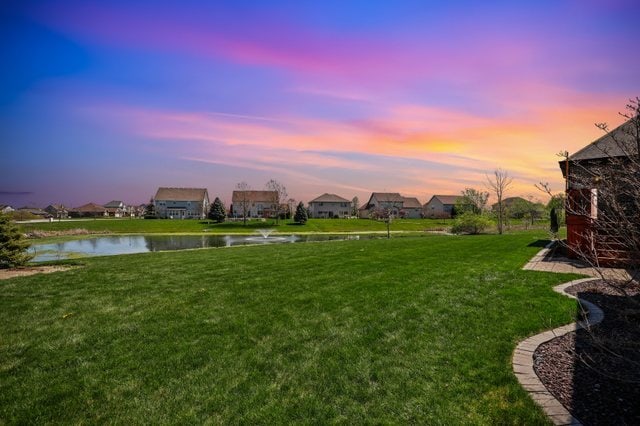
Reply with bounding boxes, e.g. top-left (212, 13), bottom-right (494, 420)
top-left (359, 193), bottom-right (423, 219)
top-left (423, 195), bottom-right (462, 218)
top-left (490, 196), bottom-right (528, 212)
top-left (44, 204), bottom-right (68, 219)
top-left (71, 203), bottom-right (108, 217)
top-left (308, 193), bottom-right (351, 218)
top-left (0, 205), bottom-right (14, 214)
top-left (133, 204), bottom-right (147, 217)
top-left (400, 197), bottom-right (423, 219)
top-left (154, 188), bottom-right (209, 219)
top-left (18, 206), bottom-right (48, 217)
top-left (230, 190), bottom-right (278, 219)
top-left (103, 200), bottom-right (127, 217)
top-left (559, 117), bottom-right (639, 266)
